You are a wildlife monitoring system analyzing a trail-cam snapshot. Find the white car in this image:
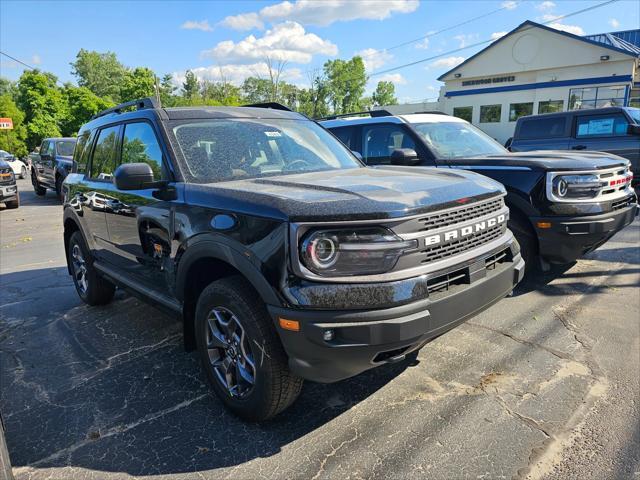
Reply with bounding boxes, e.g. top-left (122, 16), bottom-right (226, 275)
top-left (0, 150), bottom-right (28, 179)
